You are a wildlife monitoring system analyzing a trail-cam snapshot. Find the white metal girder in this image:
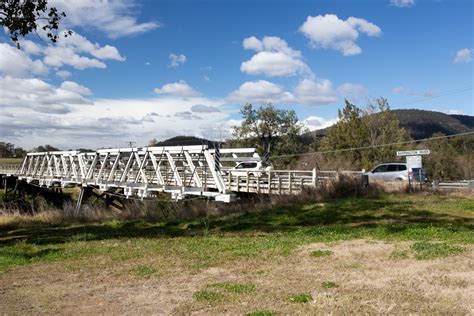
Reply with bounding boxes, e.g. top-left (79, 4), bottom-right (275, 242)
top-left (165, 151), bottom-right (183, 187)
